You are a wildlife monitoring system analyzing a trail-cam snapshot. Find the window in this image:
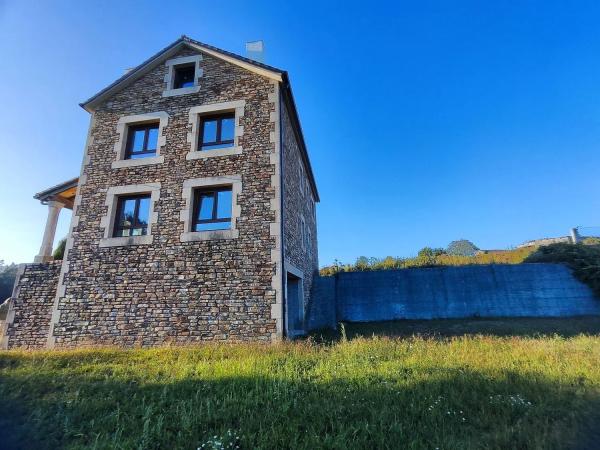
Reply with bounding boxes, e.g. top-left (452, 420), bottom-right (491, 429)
top-left (186, 101), bottom-right (244, 160)
top-left (163, 55), bottom-right (202, 97)
top-left (199, 114), bottom-right (235, 151)
top-left (173, 64), bottom-right (195, 89)
top-left (113, 112), bottom-right (168, 168)
top-left (300, 216), bottom-right (307, 251)
top-left (192, 187), bottom-right (232, 231)
top-left (180, 176), bottom-right (241, 242)
top-left (299, 163), bottom-right (305, 197)
top-left (100, 183), bottom-right (160, 247)
top-left (125, 123), bottom-right (159, 159)
top-left (113, 195), bottom-right (151, 237)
